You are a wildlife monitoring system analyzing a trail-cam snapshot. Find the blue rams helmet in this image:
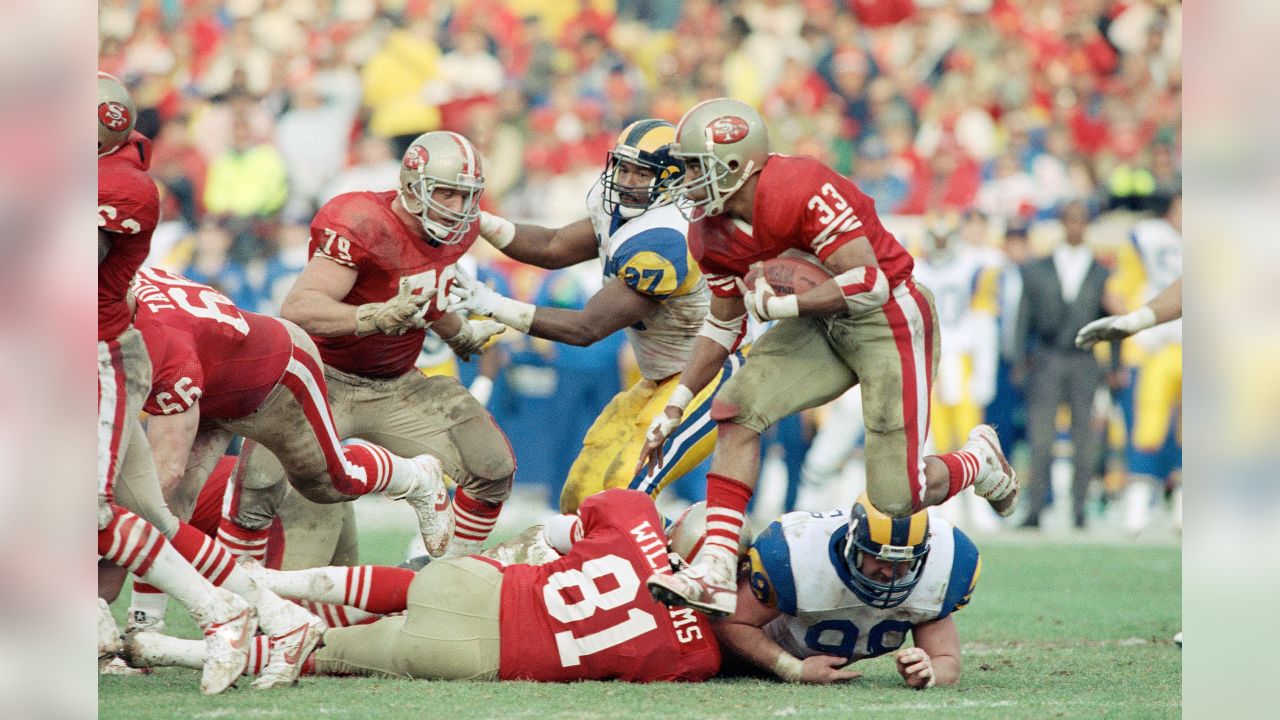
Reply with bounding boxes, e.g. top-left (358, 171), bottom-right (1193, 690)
top-left (843, 493), bottom-right (930, 609)
top-left (600, 119), bottom-right (685, 219)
